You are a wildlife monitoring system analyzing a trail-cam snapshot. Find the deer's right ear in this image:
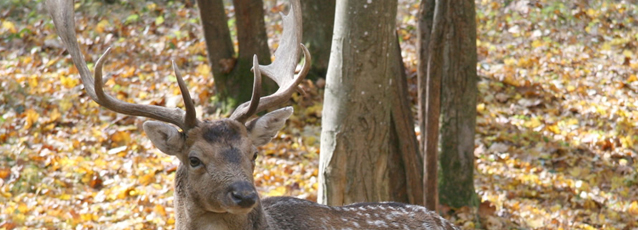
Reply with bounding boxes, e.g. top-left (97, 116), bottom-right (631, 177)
top-left (143, 121), bottom-right (185, 155)
top-left (246, 107), bottom-right (294, 146)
